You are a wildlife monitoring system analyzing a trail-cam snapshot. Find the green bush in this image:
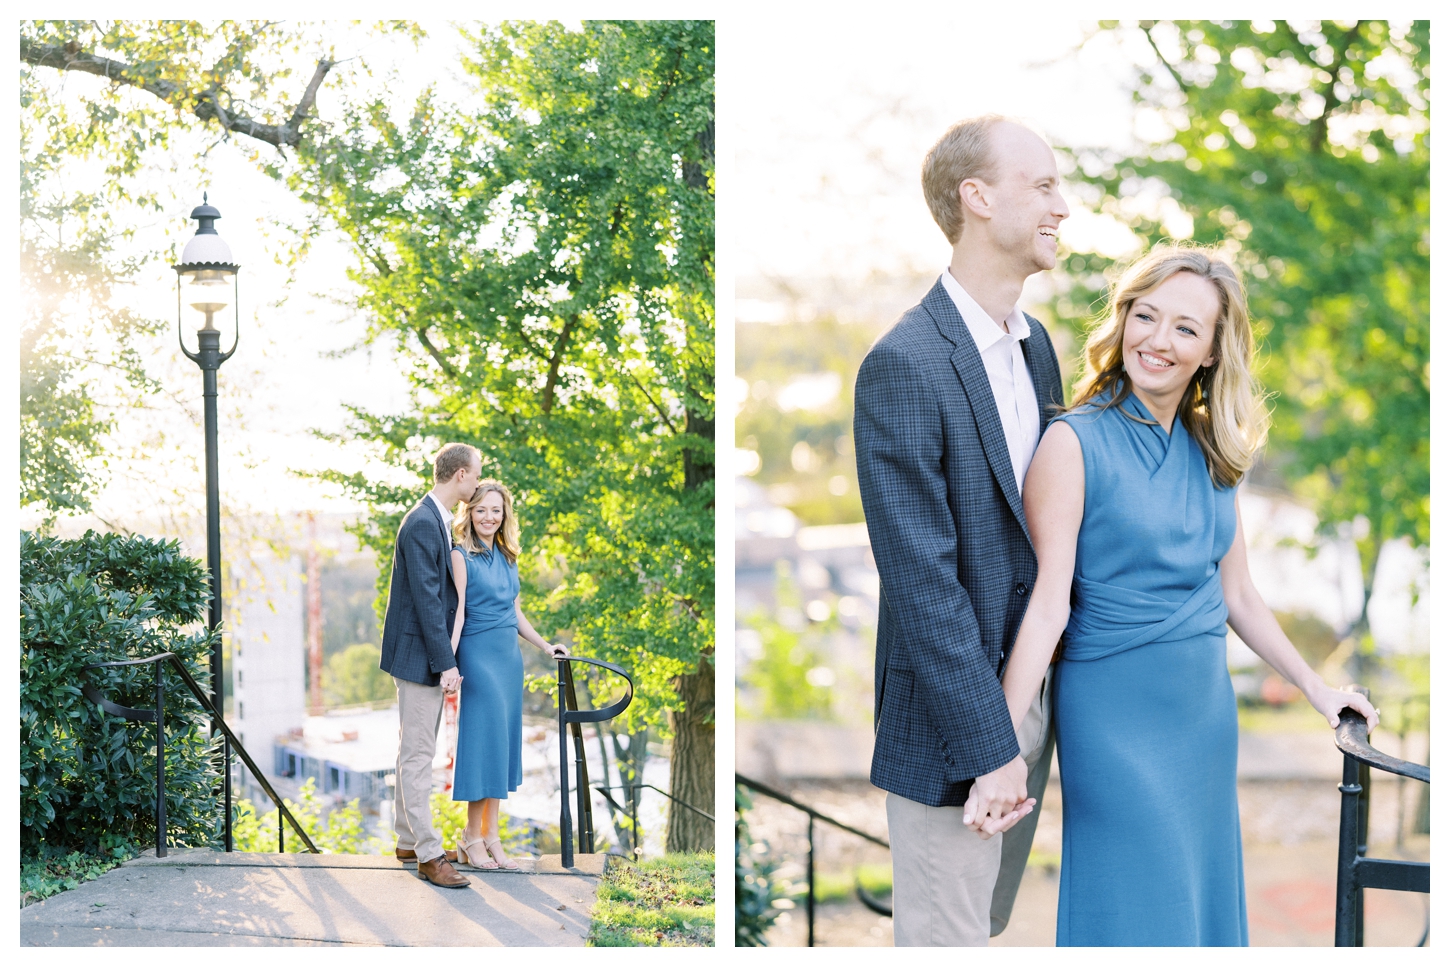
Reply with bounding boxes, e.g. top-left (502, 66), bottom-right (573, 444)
top-left (735, 786), bottom-right (791, 946)
top-left (21, 850), bottom-right (131, 906)
top-left (20, 529), bottom-right (223, 857)
top-left (232, 779), bottom-right (383, 854)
